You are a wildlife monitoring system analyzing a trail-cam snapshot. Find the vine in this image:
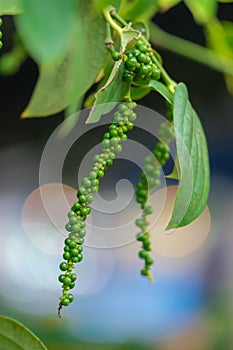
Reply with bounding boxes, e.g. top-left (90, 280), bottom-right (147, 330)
top-left (56, 7), bottom-right (210, 316)
top-left (0, 1), bottom-right (213, 319)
